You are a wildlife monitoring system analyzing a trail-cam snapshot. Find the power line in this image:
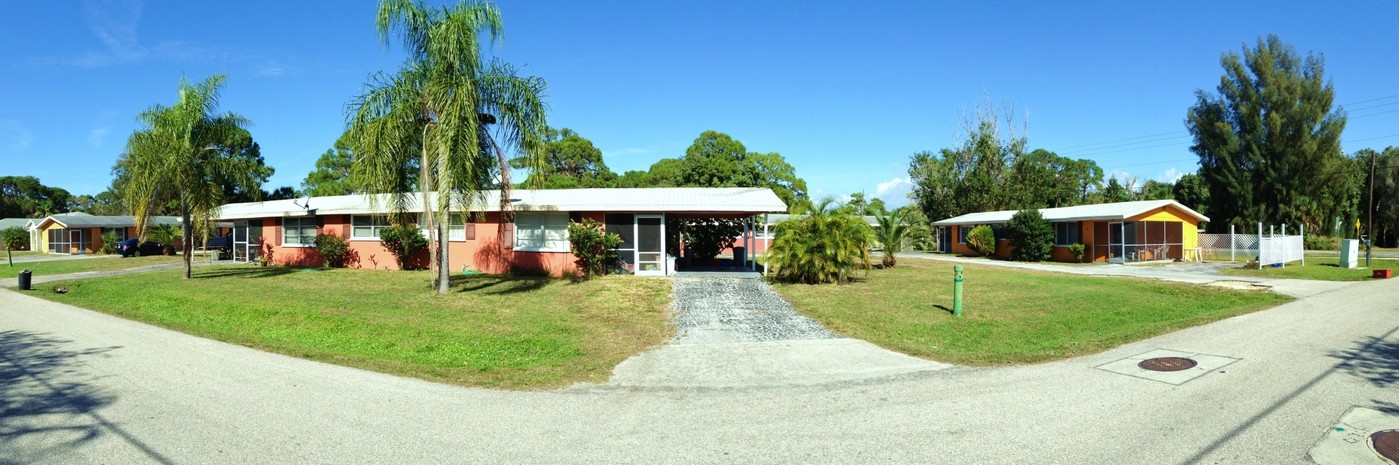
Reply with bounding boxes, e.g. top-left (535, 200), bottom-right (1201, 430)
top-left (1057, 130), bottom-right (1187, 151)
top-left (1347, 100), bottom-right (1399, 112)
top-left (1341, 93), bottom-right (1399, 106)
